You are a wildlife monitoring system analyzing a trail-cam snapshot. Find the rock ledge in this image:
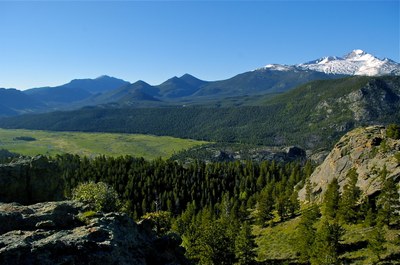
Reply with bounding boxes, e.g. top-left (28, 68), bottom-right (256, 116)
top-left (0, 201), bottom-right (187, 265)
